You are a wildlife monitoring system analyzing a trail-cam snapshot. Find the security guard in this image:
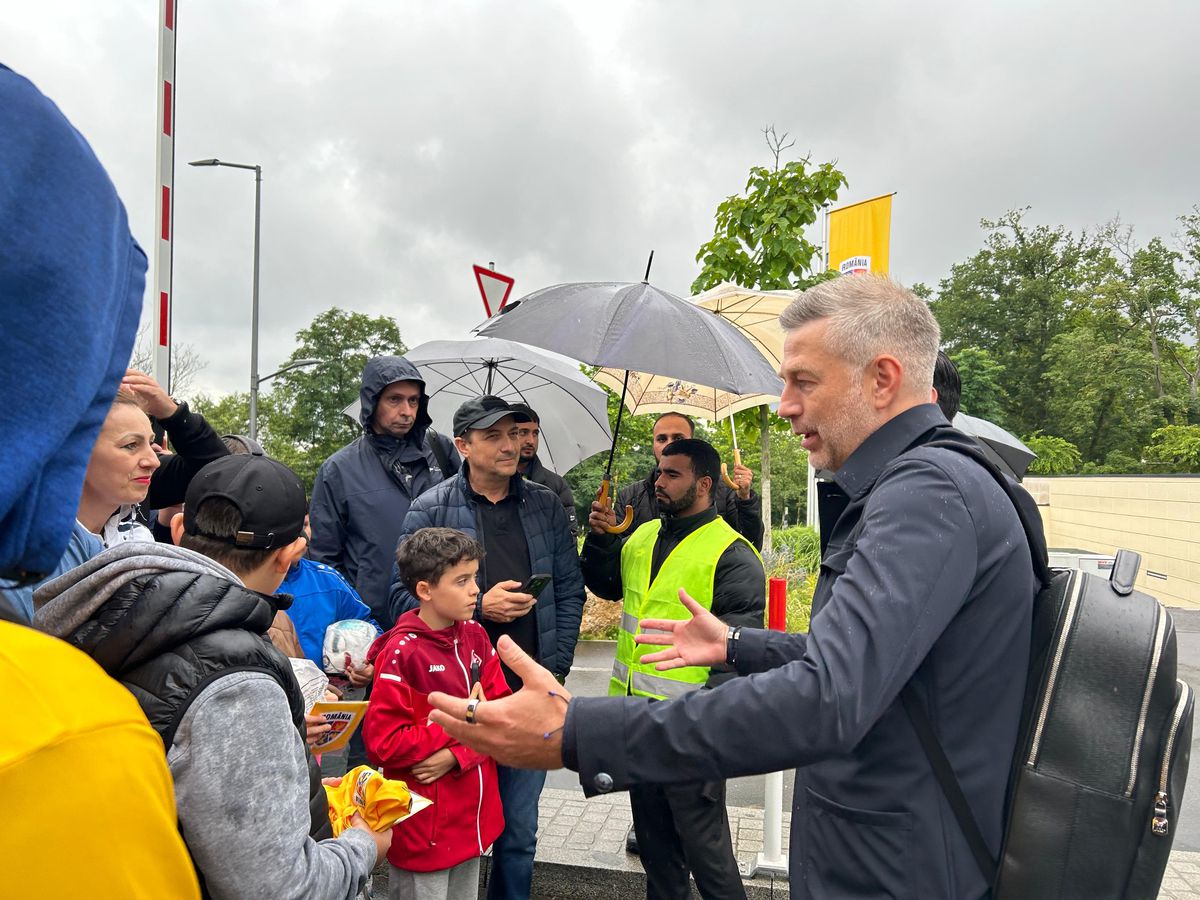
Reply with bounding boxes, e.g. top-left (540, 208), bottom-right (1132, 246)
top-left (581, 438), bottom-right (765, 900)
